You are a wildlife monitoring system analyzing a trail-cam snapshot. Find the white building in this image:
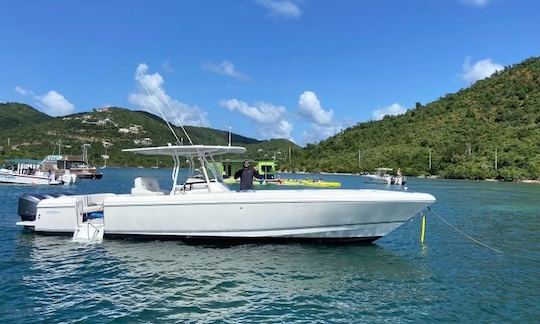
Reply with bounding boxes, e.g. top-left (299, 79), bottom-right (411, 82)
top-left (141, 138), bottom-right (152, 146)
top-left (129, 125), bottom-right (143, 134)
